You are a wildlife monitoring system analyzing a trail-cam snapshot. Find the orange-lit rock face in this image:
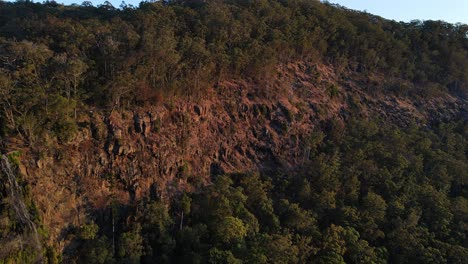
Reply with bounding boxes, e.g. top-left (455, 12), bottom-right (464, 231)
top-left (9, 62), bottom-right (465, 250)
